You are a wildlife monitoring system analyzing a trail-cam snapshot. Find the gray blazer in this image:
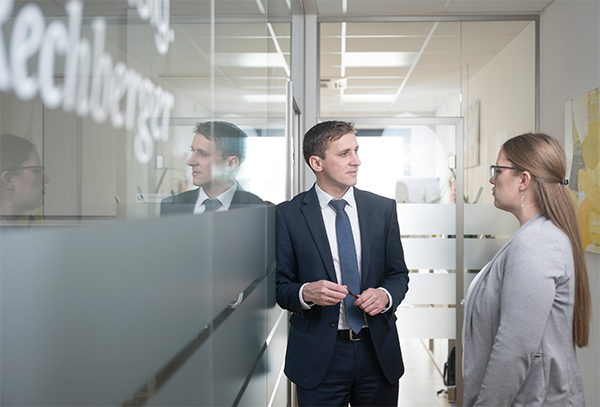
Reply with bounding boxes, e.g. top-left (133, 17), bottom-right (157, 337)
top-left (463, 213), bottom-right (585, 407)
